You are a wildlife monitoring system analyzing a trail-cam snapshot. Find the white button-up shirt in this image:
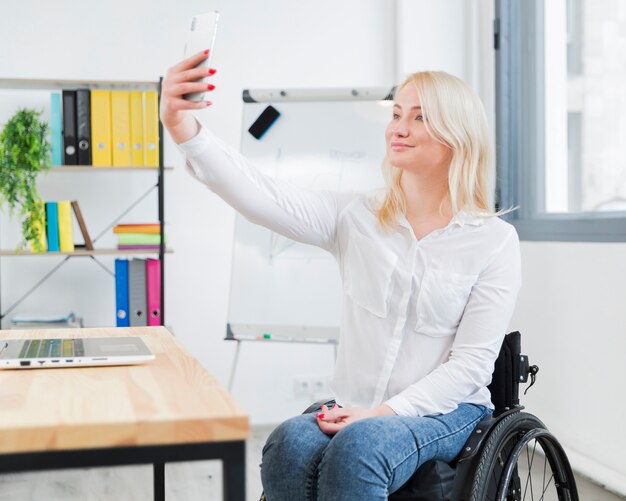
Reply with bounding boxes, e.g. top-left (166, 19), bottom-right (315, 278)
top-left (178, 125), bottom-right (522, 418)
